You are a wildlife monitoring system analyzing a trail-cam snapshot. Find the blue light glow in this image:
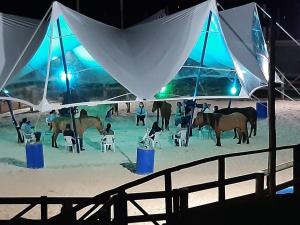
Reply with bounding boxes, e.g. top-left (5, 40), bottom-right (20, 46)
top-left (51, 56), bottom-right (58, 61)
top-left (60, 72), bottom-right (72, 82)
top-left (3, 89), bottom-right (9, 94)
top-left (230, 86), bottom-right (237, 95)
